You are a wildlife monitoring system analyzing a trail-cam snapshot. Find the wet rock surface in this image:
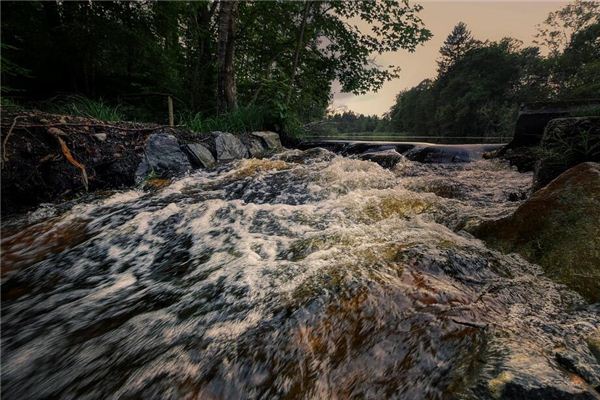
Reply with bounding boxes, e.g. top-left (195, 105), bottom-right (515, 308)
top-left (250, 130), bottom-right (283, 150)
top-left (474, 162), bottom-right (600, 302)
top-left (2, 149), bottom-right (598, 399)
top-left (183, 142), bottom-right (216, 168)
top-left (213, 131), bottom-right (250, 161)
top-left (134, 132), bottom-right (191, 183)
